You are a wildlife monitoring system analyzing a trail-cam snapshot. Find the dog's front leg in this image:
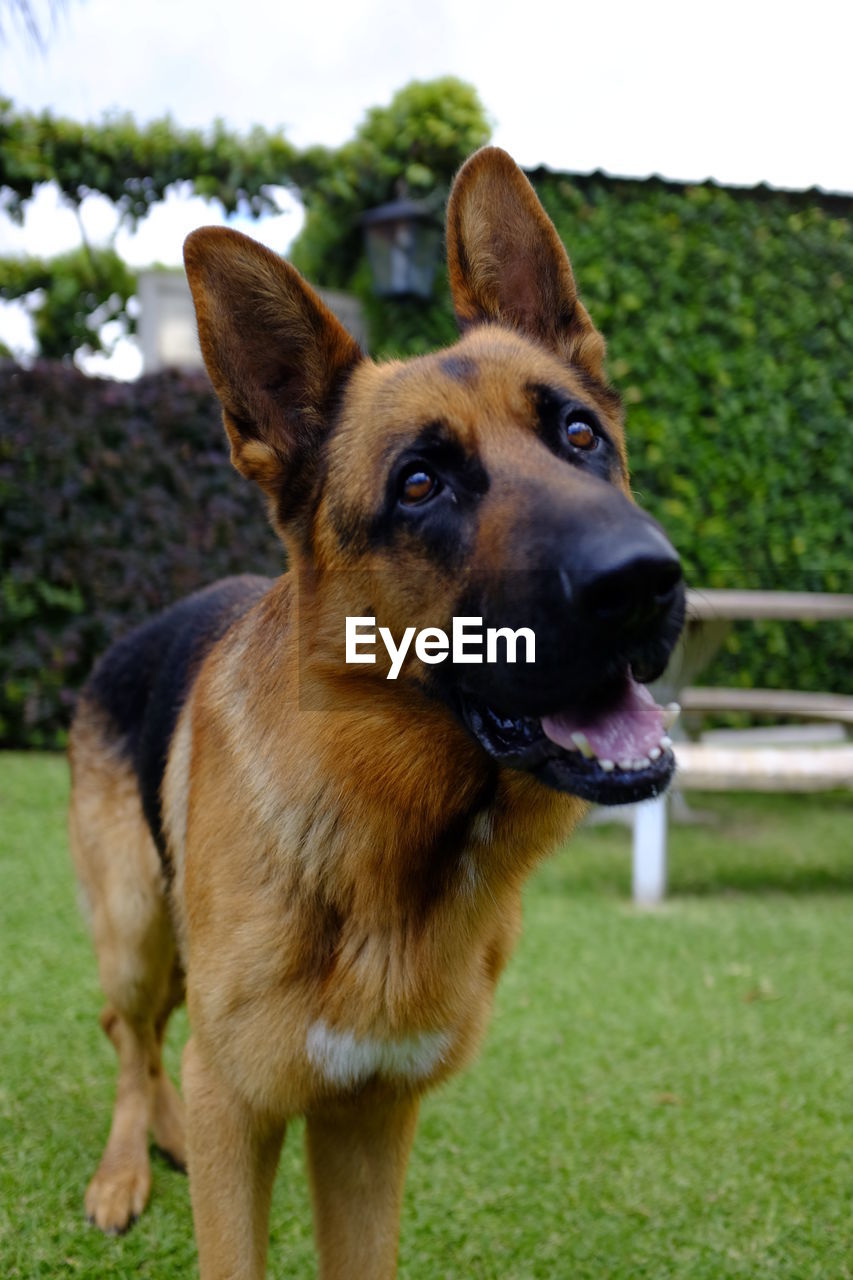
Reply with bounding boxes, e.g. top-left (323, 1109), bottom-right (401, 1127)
top-left (183, 1036), bottom-right (285, 1280)
top-left (306, 1092), bottom-right (420, 1280)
